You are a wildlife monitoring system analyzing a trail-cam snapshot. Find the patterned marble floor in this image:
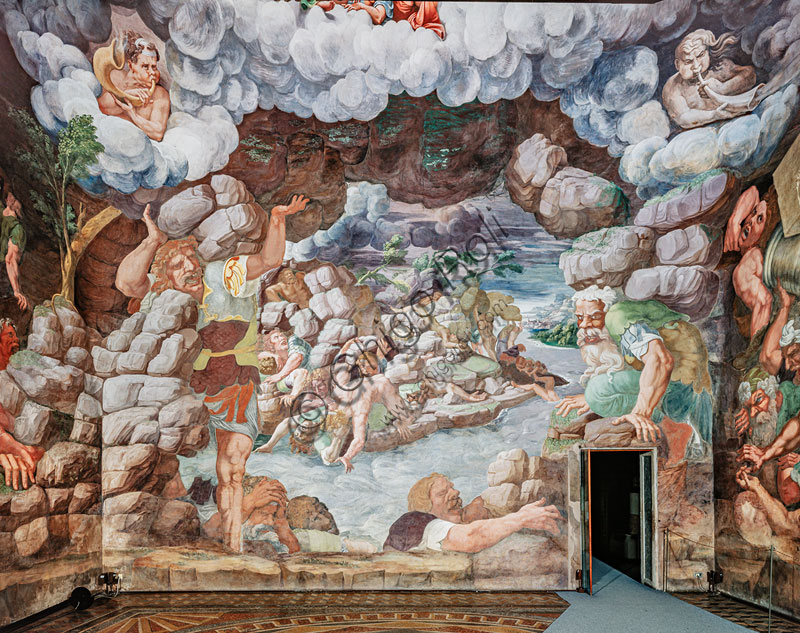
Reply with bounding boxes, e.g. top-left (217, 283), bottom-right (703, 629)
top-left (7, 592), bottom-right (570, 633)
top-left (675, 592), bottom-right (800, 633)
